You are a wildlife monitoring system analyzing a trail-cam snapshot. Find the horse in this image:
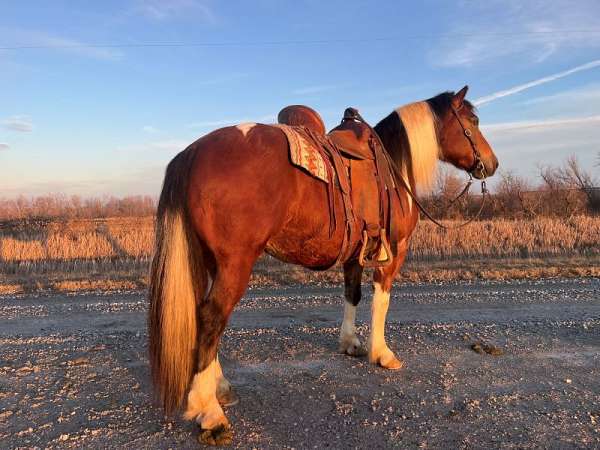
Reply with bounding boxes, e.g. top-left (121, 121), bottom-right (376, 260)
top-left (148, 85), bottom-right (498, 445)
